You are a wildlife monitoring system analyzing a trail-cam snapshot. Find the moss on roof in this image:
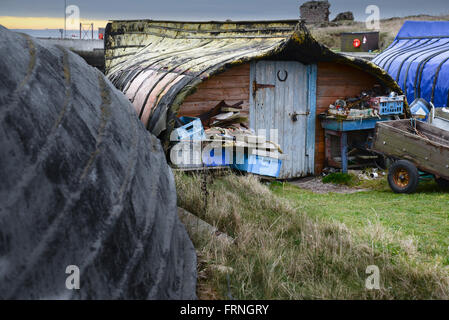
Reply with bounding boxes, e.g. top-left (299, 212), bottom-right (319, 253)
top-left (105, 19), bottom-right (404, 146)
